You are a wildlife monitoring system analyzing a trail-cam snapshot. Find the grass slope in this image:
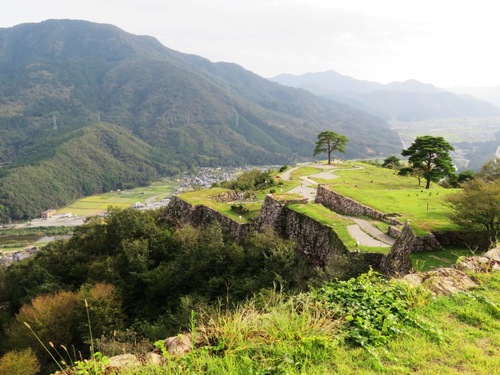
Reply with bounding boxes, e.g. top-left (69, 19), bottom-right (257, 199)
top-left (314, 162), bottom-right (459, 234)
top-left (75, 270), bottom-right (500, 375)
